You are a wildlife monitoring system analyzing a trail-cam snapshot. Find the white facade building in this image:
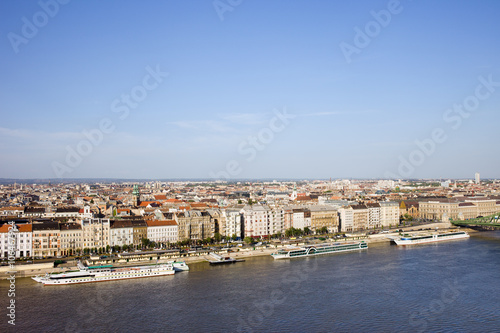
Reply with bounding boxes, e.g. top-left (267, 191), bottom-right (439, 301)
top-left (242, 205), bottom-right (269, 237)
top-left (146, 220), bottom-right (178, 245)
top-left (367, 203), bottom-right (381, 228)
top-left (109, 221), bottom-right (134, 248)
top-left (0, 223), bottom-right (32, 258)
top-left (224, 209), bottom-right (243, 239)
top-left (292, 209), bottom-right (311, 230)
top-left (55, 207), bottom-right (80, 218)
top-left (81, 218), bottom-right (110, 249)
top-left (338, 207), bottom-right (354, 232)
top-left (268, 207), bottom-right (284, 235)
top-left (380, 202), bottom-right (400, 227)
